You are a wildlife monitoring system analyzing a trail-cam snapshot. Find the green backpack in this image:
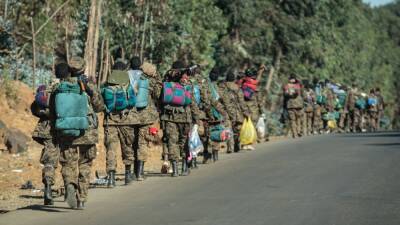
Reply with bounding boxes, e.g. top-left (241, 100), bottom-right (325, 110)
top-left (55, 81), bottom-right (89, 137)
